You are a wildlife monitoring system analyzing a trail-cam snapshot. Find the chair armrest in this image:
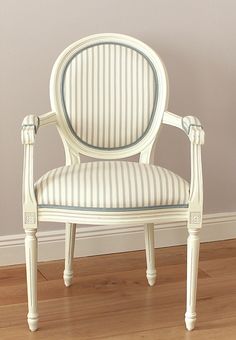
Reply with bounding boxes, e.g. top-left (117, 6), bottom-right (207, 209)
top-left (21, 111), bottom-right (56, 145)
top-left (21, 111), bottom-right (56, 228)
top-left (21, 115), bottom-right (39, 144)
top-left (162, 111), bottom-right (204, 225)
top-left (163, 111), bottom-right (205, 145)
